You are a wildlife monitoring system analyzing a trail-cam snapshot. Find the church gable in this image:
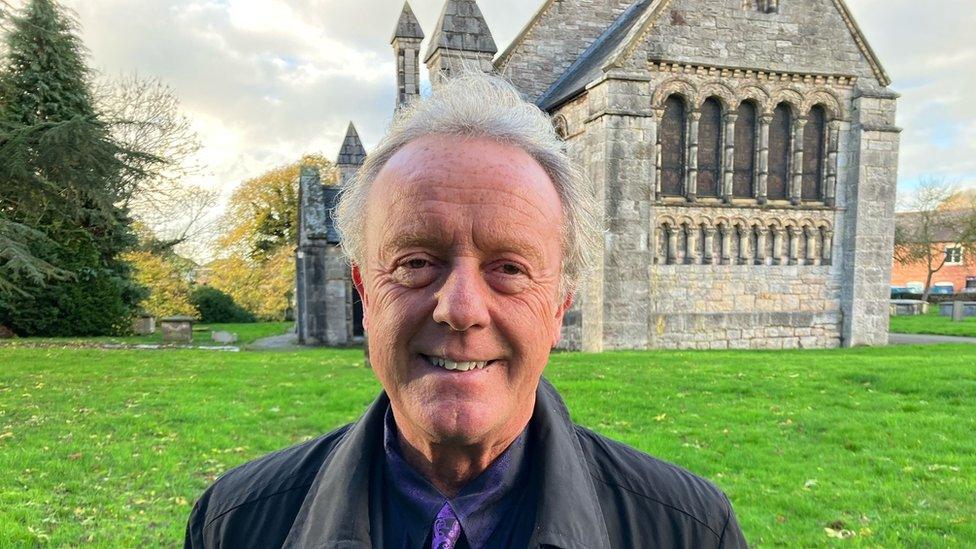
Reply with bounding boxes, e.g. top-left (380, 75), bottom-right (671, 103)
top-left (613, 0), bottom-right (890, 89)
top-left (496, 0), bottom-right (634, 101)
